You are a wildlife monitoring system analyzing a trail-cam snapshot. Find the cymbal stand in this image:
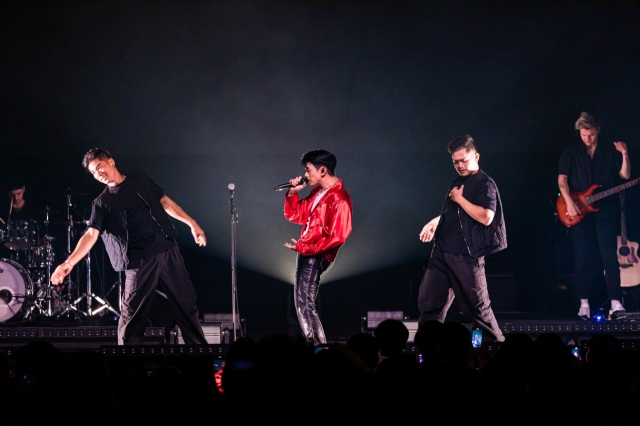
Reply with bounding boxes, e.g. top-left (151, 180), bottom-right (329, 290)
top-left (52, 192), bottom-right (83, 319)
top-left (65, 192), bottom-right (74, 299)
top-left (25, 213), bottom-right (52, 320)
top-left (43, 206), bottom-right (53, 316)
top-left (71, 221), bottom-right (120, 320)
